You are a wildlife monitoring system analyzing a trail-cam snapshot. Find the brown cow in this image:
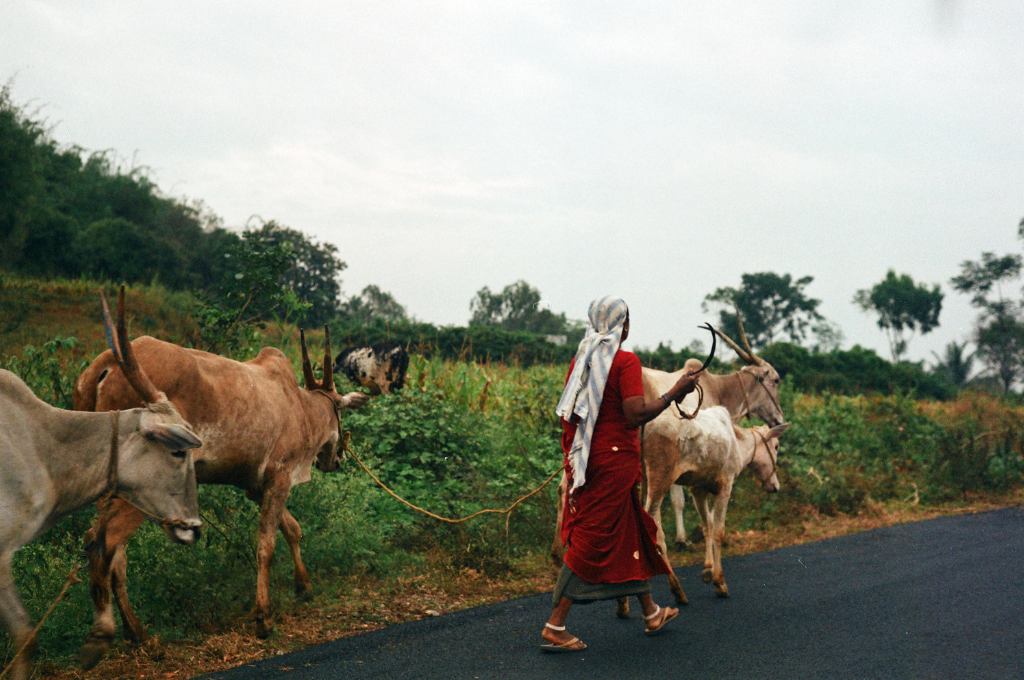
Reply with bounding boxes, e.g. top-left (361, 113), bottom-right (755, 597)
top-left (74, 326), bottom-right (368, 668)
